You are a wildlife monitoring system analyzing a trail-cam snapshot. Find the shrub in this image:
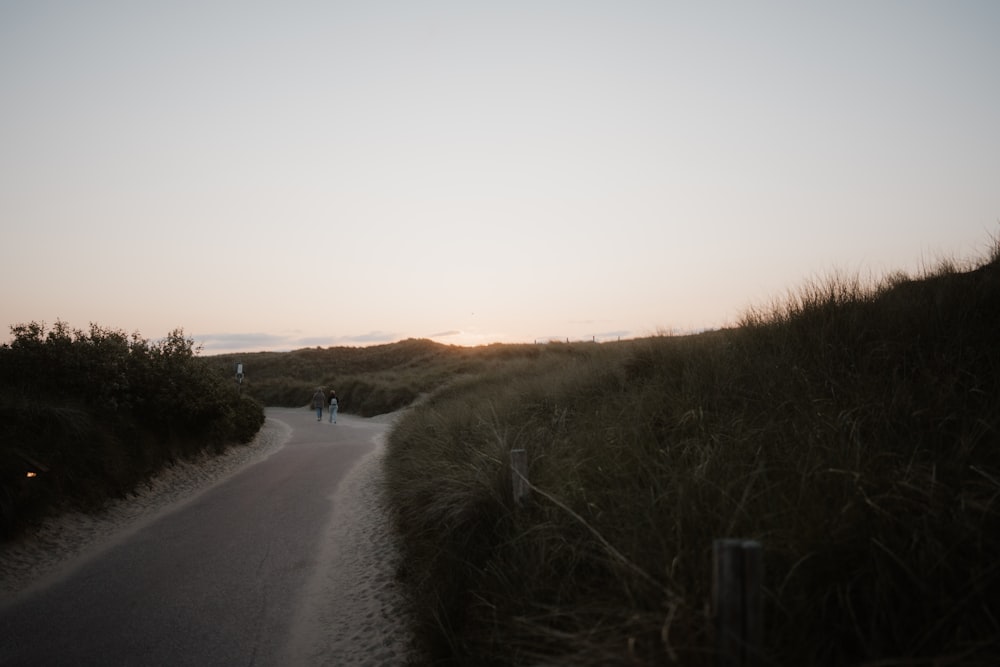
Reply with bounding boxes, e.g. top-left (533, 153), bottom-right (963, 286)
top-left (0, 323), bottom-right (266, 539)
